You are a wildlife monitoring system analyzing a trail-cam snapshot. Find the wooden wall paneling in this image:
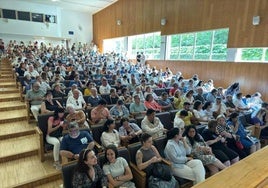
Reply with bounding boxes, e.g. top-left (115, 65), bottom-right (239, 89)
top-left (93, 0), bottom-right (268, 100)
top-left (94, 0), bottom-right (268, 48)
top-left (147, 60), bottom-right (268, 101)
top-left (143, 0), bottom-right (162, 33)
